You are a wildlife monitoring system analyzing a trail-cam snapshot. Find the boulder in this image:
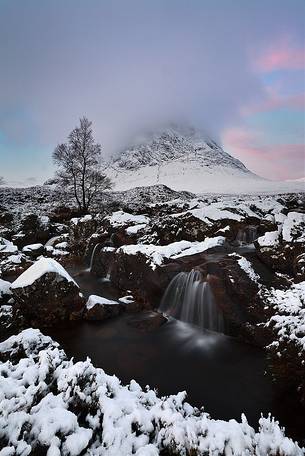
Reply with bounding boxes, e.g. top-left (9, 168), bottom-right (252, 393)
top-left (69, 214), bottom-right (99, 256)
top-left (127, 311), bottom-right (167, 332)
top-left (255, 212), bottom-right (305, 276)
top-left (0, 253), bottom-right (33, 278)
top-left (11, 257), bottom-right (84, 326)
top-left (145, 213), bottom-right (212, 245)
top-left (12, 213), bottom-right (54, 248)
top-left (0, 278), bottom-right (12, 306)
top-left (83, 294), bottom-right (123, 321)
top-left (90, 246), bottom-right (116, 276)
top-left (207, 253), bottom-right (276, 345)
top-left (22, 243), bottom-right (45, 258)
top-left (0, 238), bottom-right (18, 258)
